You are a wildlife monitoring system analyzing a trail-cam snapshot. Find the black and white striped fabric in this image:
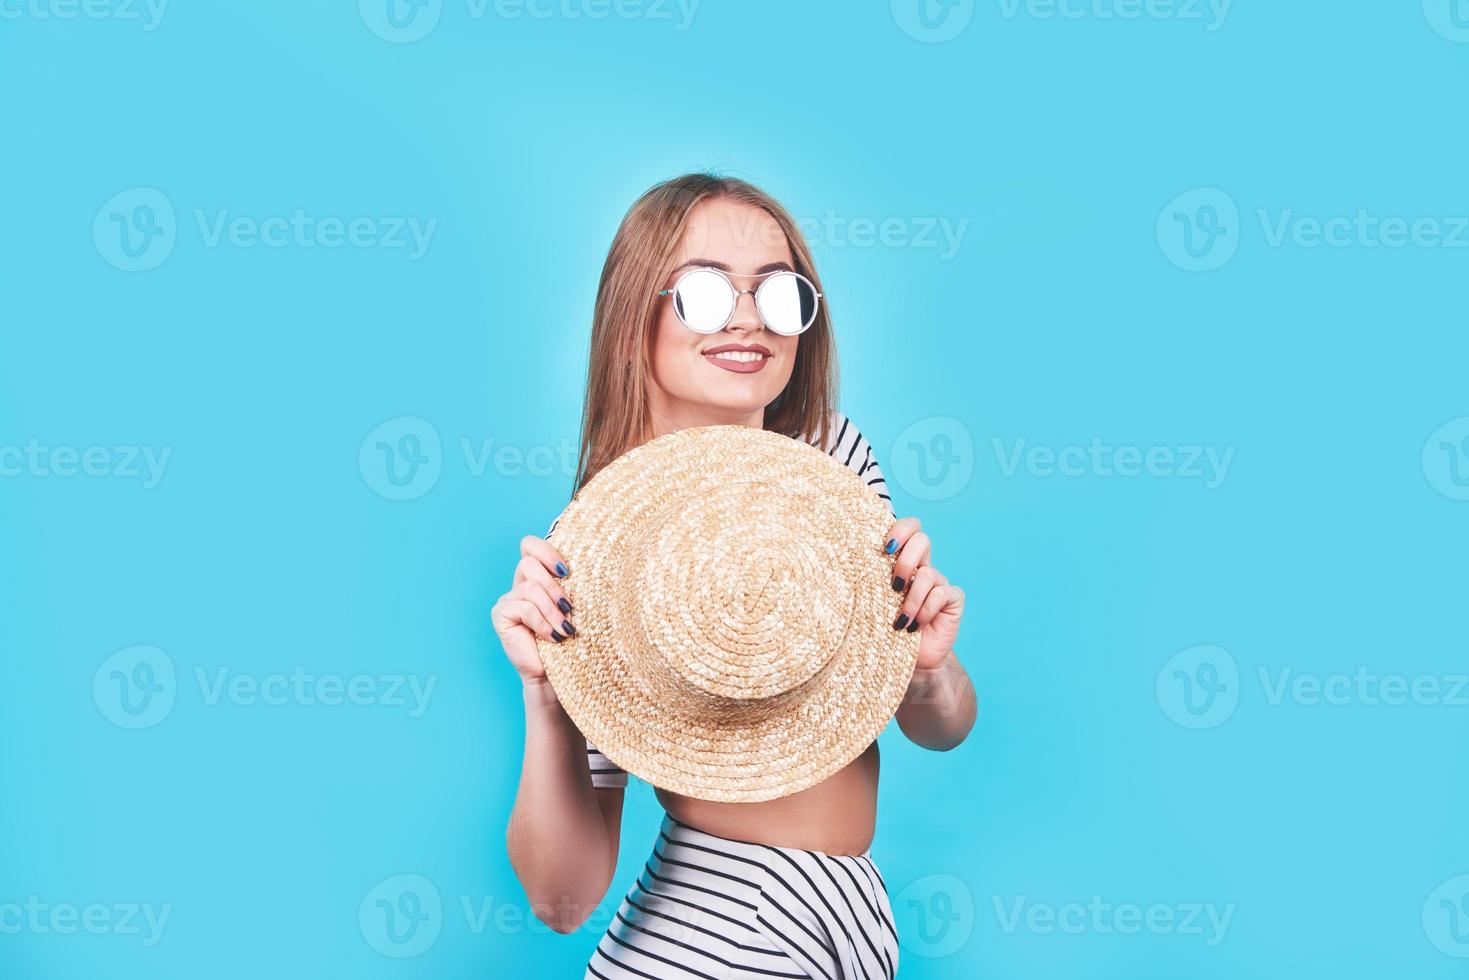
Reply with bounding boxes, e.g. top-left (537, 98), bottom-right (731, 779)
top-left (586, 812), bottom-right (899, 980)
top-left (571, 410), bottom-right (895, 790)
